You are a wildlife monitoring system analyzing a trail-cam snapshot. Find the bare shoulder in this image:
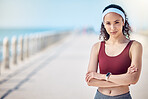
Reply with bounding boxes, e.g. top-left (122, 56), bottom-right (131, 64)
top-left (91, 41), bottom-right (101, 53)
top-left (131, 40), bottom-right (143, 49)
top-left (131, 40), bottom-right (143, 53)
